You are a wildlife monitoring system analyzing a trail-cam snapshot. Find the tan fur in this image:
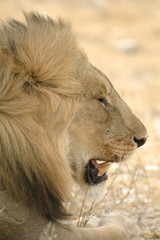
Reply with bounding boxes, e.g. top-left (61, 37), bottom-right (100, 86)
top-left (0, 13), bottom-right (147, 239)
